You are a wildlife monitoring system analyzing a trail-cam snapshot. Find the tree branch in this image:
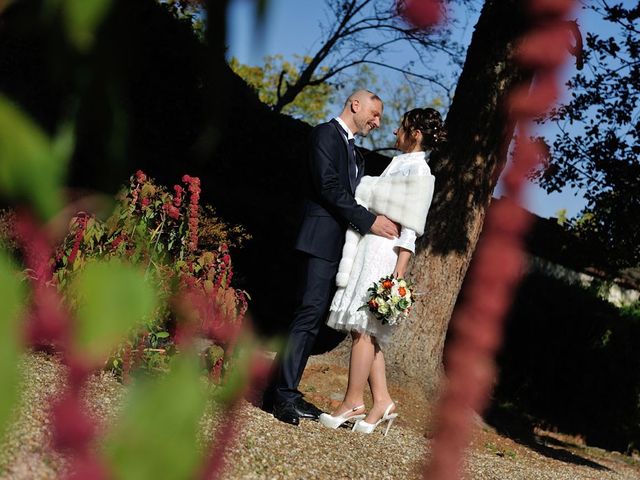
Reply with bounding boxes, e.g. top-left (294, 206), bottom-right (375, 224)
top-left (276, 69), bottom-right (286, 103)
